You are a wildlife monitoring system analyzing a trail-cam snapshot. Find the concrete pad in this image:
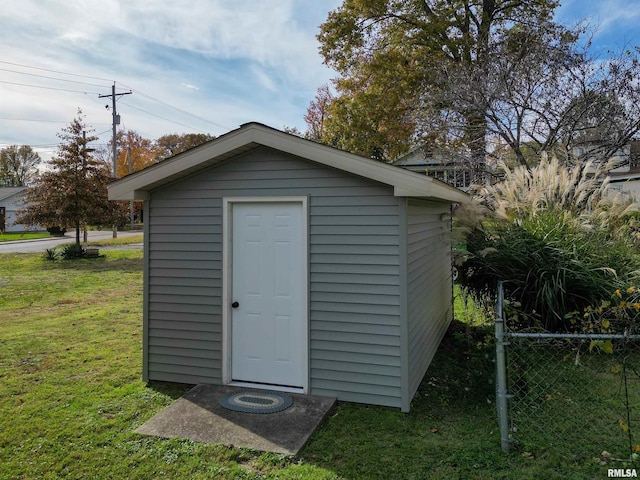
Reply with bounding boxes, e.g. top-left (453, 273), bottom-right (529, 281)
top-left (135, 384), bottom-right (336, 455)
